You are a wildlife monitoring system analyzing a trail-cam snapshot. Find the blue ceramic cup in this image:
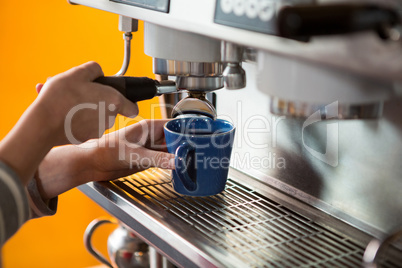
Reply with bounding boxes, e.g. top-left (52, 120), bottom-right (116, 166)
top-left (164, 117), bottom-right (235, 196)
